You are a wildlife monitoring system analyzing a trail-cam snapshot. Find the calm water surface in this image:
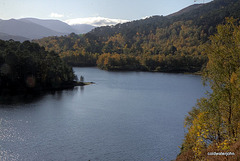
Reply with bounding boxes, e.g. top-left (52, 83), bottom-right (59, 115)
top-left (0, 67), bottom-right (209, 161)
